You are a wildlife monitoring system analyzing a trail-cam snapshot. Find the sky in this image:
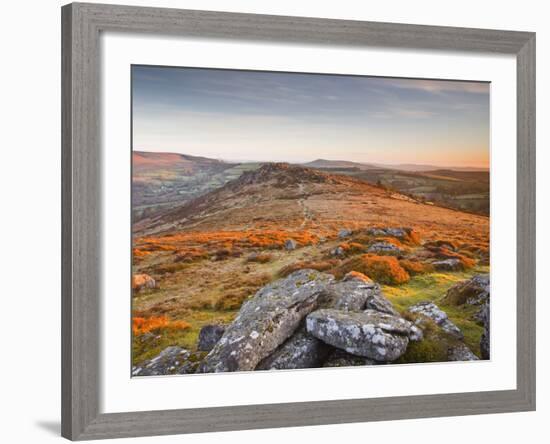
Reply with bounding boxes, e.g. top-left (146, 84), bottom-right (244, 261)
top-left (132, 65), bottom-right (490, 168)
